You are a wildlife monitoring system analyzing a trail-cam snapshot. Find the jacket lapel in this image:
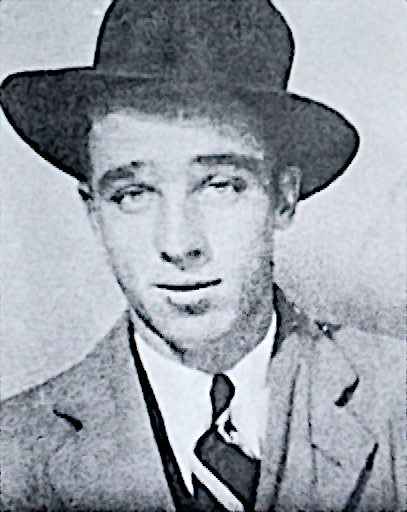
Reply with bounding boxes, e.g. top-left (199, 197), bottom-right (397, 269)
top-left (46, 312), bottom-right (175, 510)
top-left (255, 330), bottom-right (309, 510)
top-left (256, 287), bottom-right (316, 510)
top-left (256, 290), bottom-right (377, 510)
top-left (307, 332), bottom-right (378, 511)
